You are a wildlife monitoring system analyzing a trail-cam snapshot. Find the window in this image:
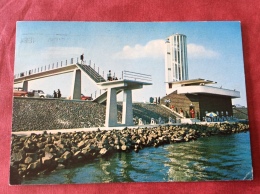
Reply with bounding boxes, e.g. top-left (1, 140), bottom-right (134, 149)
top-left (169, 83), bottom-right (172, 88)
